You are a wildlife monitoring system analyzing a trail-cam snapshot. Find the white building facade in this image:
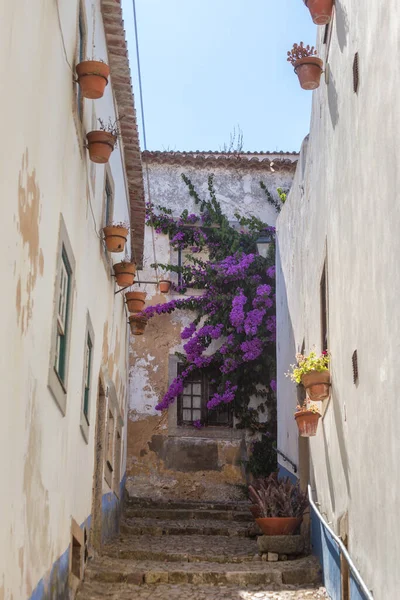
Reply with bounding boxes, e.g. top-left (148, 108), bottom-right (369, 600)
top-left (276, 2), bottom-right (400, 599)
top-left (0, 1), bottom-right (144, 598)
